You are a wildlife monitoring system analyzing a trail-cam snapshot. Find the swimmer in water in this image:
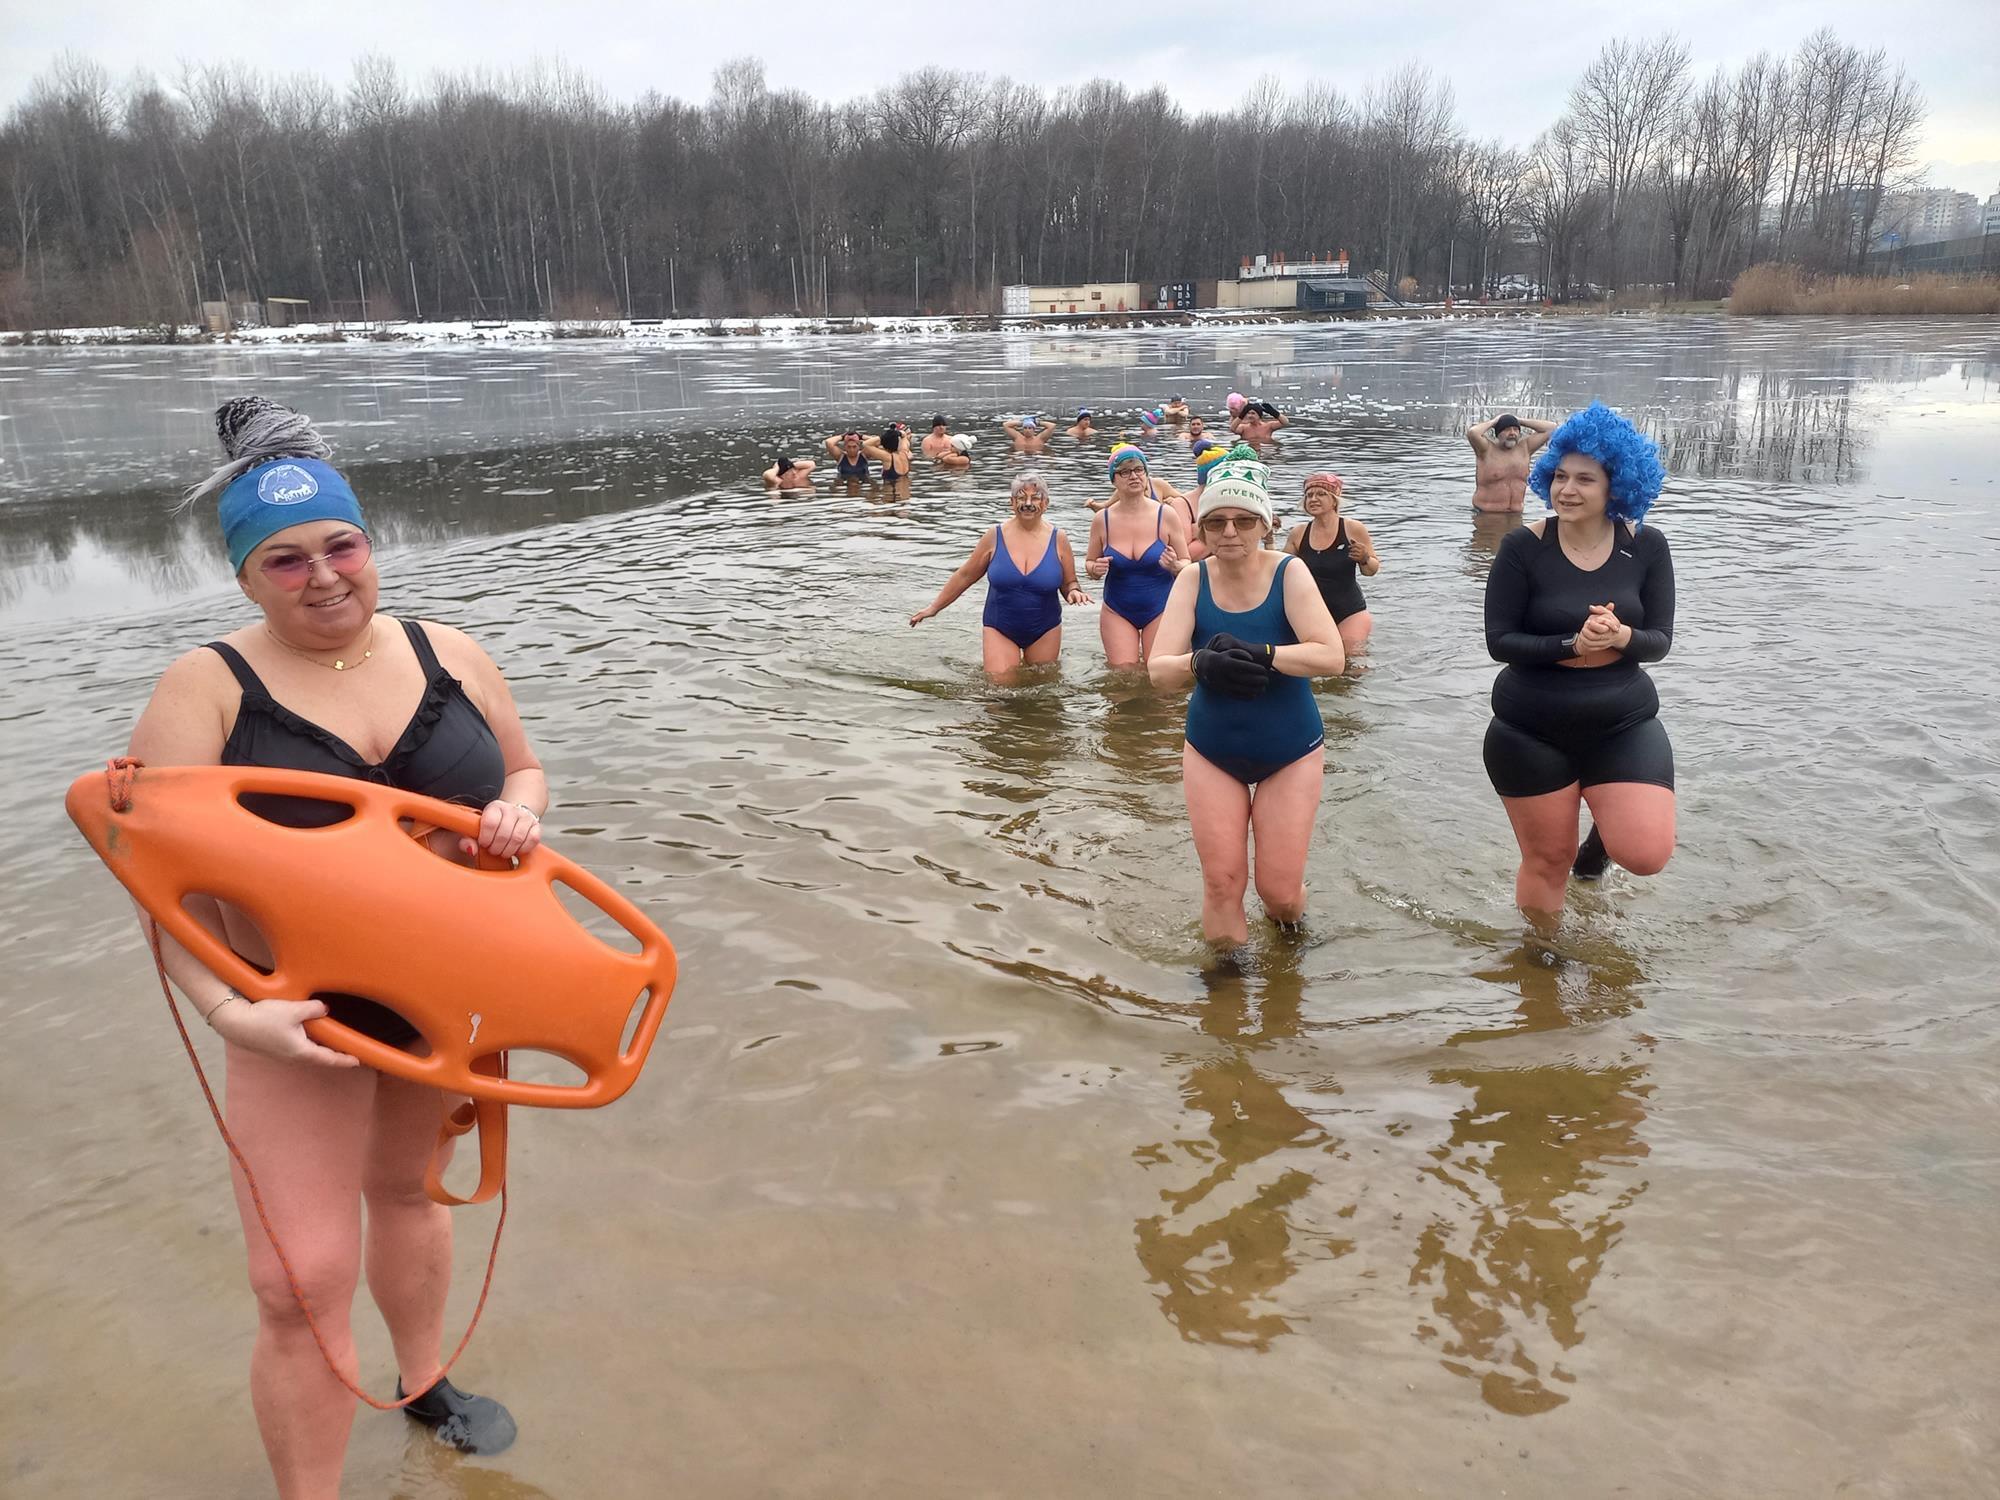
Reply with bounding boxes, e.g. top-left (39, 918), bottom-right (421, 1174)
top-left (872, 426), bottom-right (913, 482)
top-left (1284, 472), bottom-right (1379, 653)
top-left (1467, 412), bottom-right (1557, 513)
top-left (1084, 444), bottom-right (1191, 667)
top-left (1148, 445), bottom-right (1345, 946)
top-left (1232, 400), bottom-right (1287, 444)
top-left (763, 455), bottom-right (817, 489)
top-left (1176, 415), bottom-right (1212, 448)
top-left (910, 472), bottom-right (1088, 676)
top-left (822, 431), bottom-right (872, 482)
top-left (920, 415), bottom-right (956, 460)
top-left (1067, 409), bottom-right (1095, 440)
top-left (1161, 394), bottom-right (1191, 422)
top-left (1481, 402), bottom-right (1675, 915)
top-left (934, 433), bottom-right (975, 471)
top-left (1003, 415), bottom-right (1055, 454)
